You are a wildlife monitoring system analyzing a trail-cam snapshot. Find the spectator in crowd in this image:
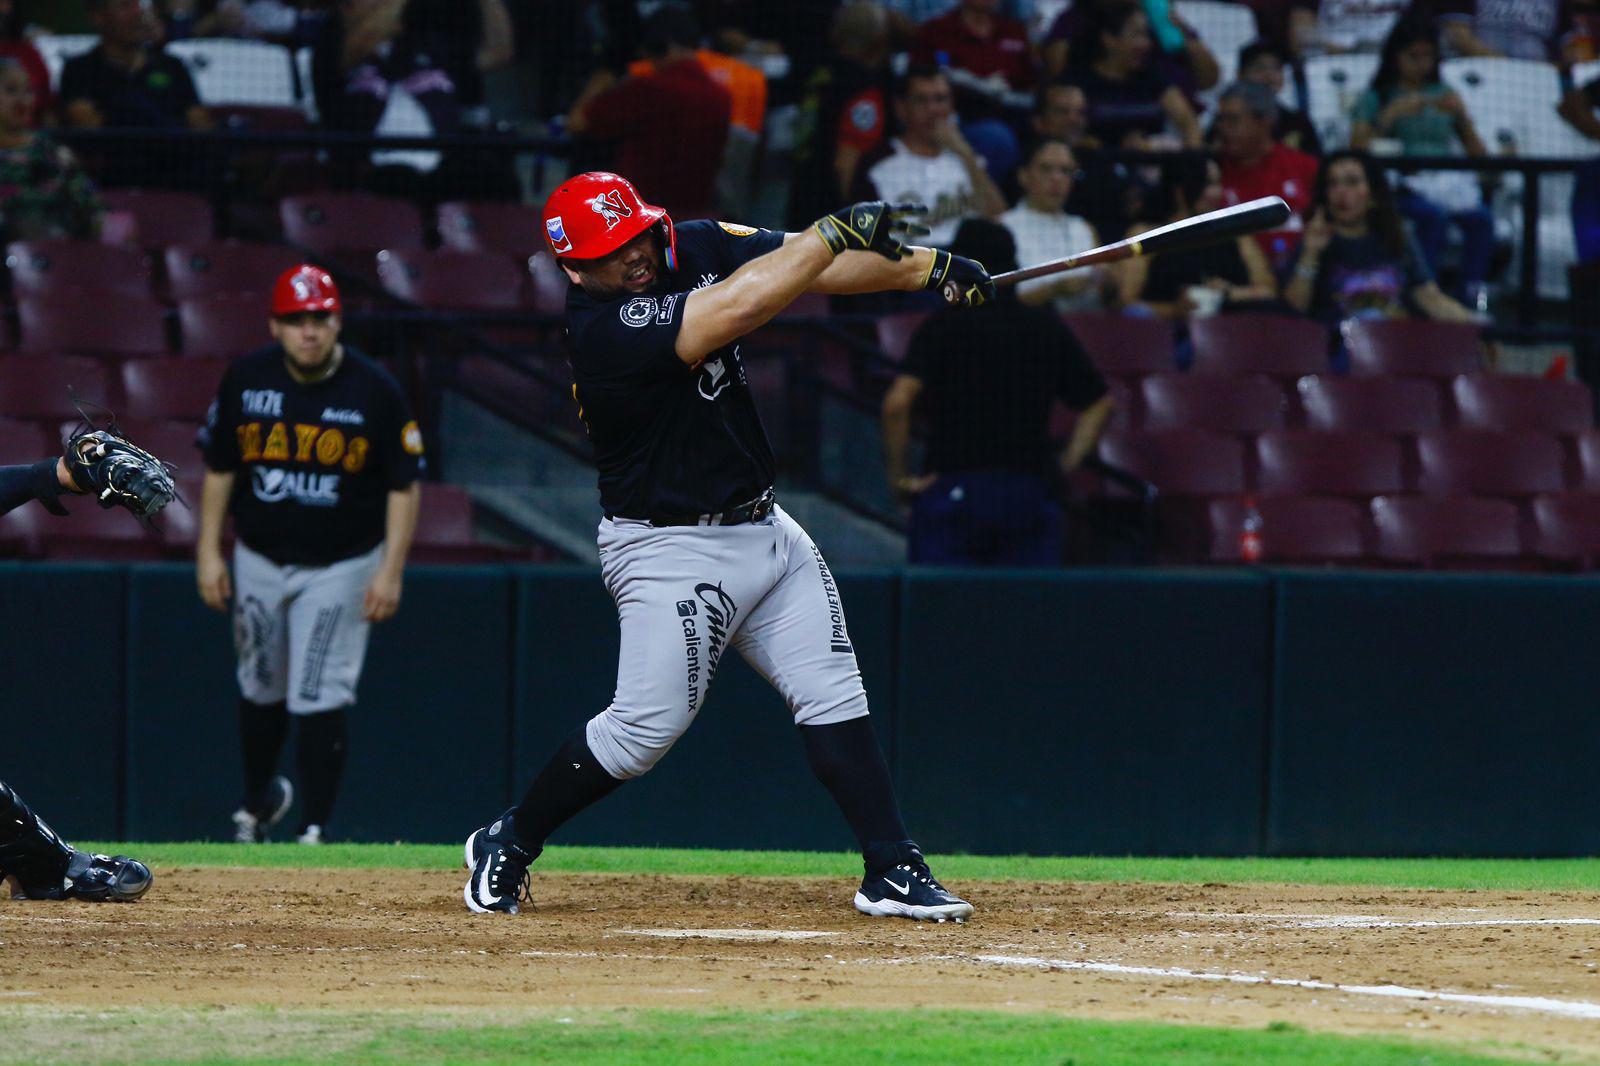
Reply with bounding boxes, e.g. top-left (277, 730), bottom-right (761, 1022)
top-left (1043, 0), bottom-right (1220, 93)
top-left (159, 0), bottom-right (305, 40)
top-left (1285, 148), bottom-right (1479, 324)
top-left (1215, 80), bottom-right (1319, 273)
top-left (1227, 40), bottom-right (1321, 154)
top-left (0, 59), bottom-right (102, 245)
top-left (60, 0), bottom-right (213, 132)
top-left (0, 0), bottom-right (50, 127)
top-left (788, 1), bottom-right (893, 229)
top-left (881, 218), bottom-right (1116, 566)
top-left (1001, 135), bottom-right (1108, 312)
top-left (1241, 0), bottom-right (1319, 60)
top-left (910, 0), bottom-right (1038, 176)
top-left (1559, 65), bottom-right (1600, 262)
top-left (697, 0), bottom-right (839, 103)
top-left (1435, 0), bottom-right (1570, 60)
top-left (567, 5), bottom-right (732, 219)
top-left (1305, 0), bottom-right (1411, 54)
top-left (1029, 79), bottom-right (1139, 241)
top-left (856, 64), bottom-right (1006, 246)
top-left (1350, 18), bottom-right (1493, 298)
top-left (1119, 155), bottom-right (1279, 320)
top-left (1062, 2), bottom-right (1203, 150)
